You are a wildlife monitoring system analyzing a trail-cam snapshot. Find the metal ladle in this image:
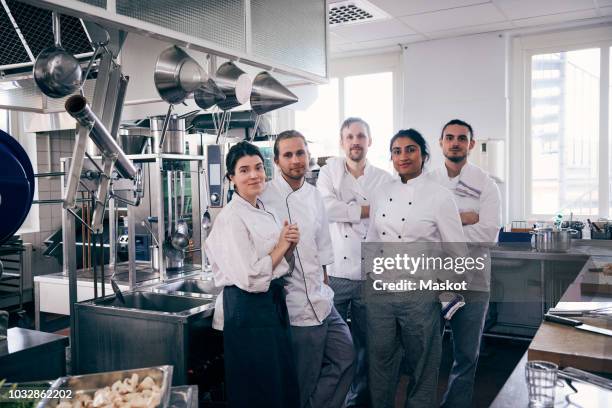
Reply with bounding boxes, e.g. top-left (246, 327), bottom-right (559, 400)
top-left (33, 12), bottom-right (82, 98)
top-left (201, 209), bottom-right (212, 270)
